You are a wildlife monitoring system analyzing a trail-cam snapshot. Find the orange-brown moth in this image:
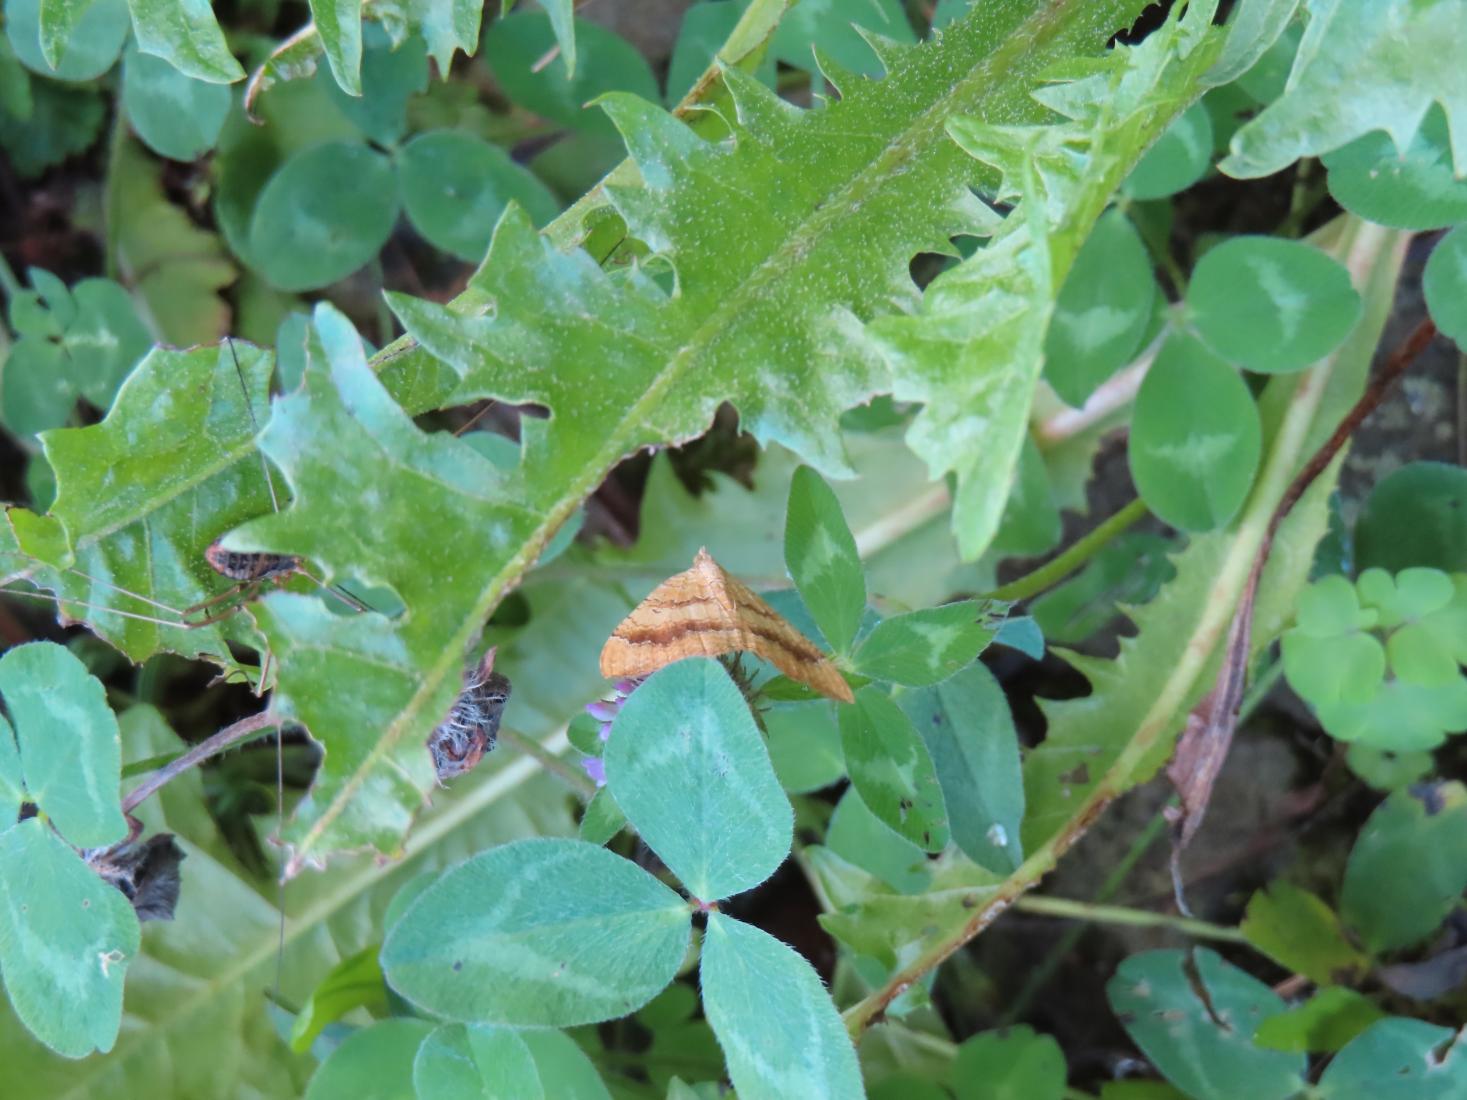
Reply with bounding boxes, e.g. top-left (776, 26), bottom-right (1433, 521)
top-left (599, 547), bottom-right (854, 703)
